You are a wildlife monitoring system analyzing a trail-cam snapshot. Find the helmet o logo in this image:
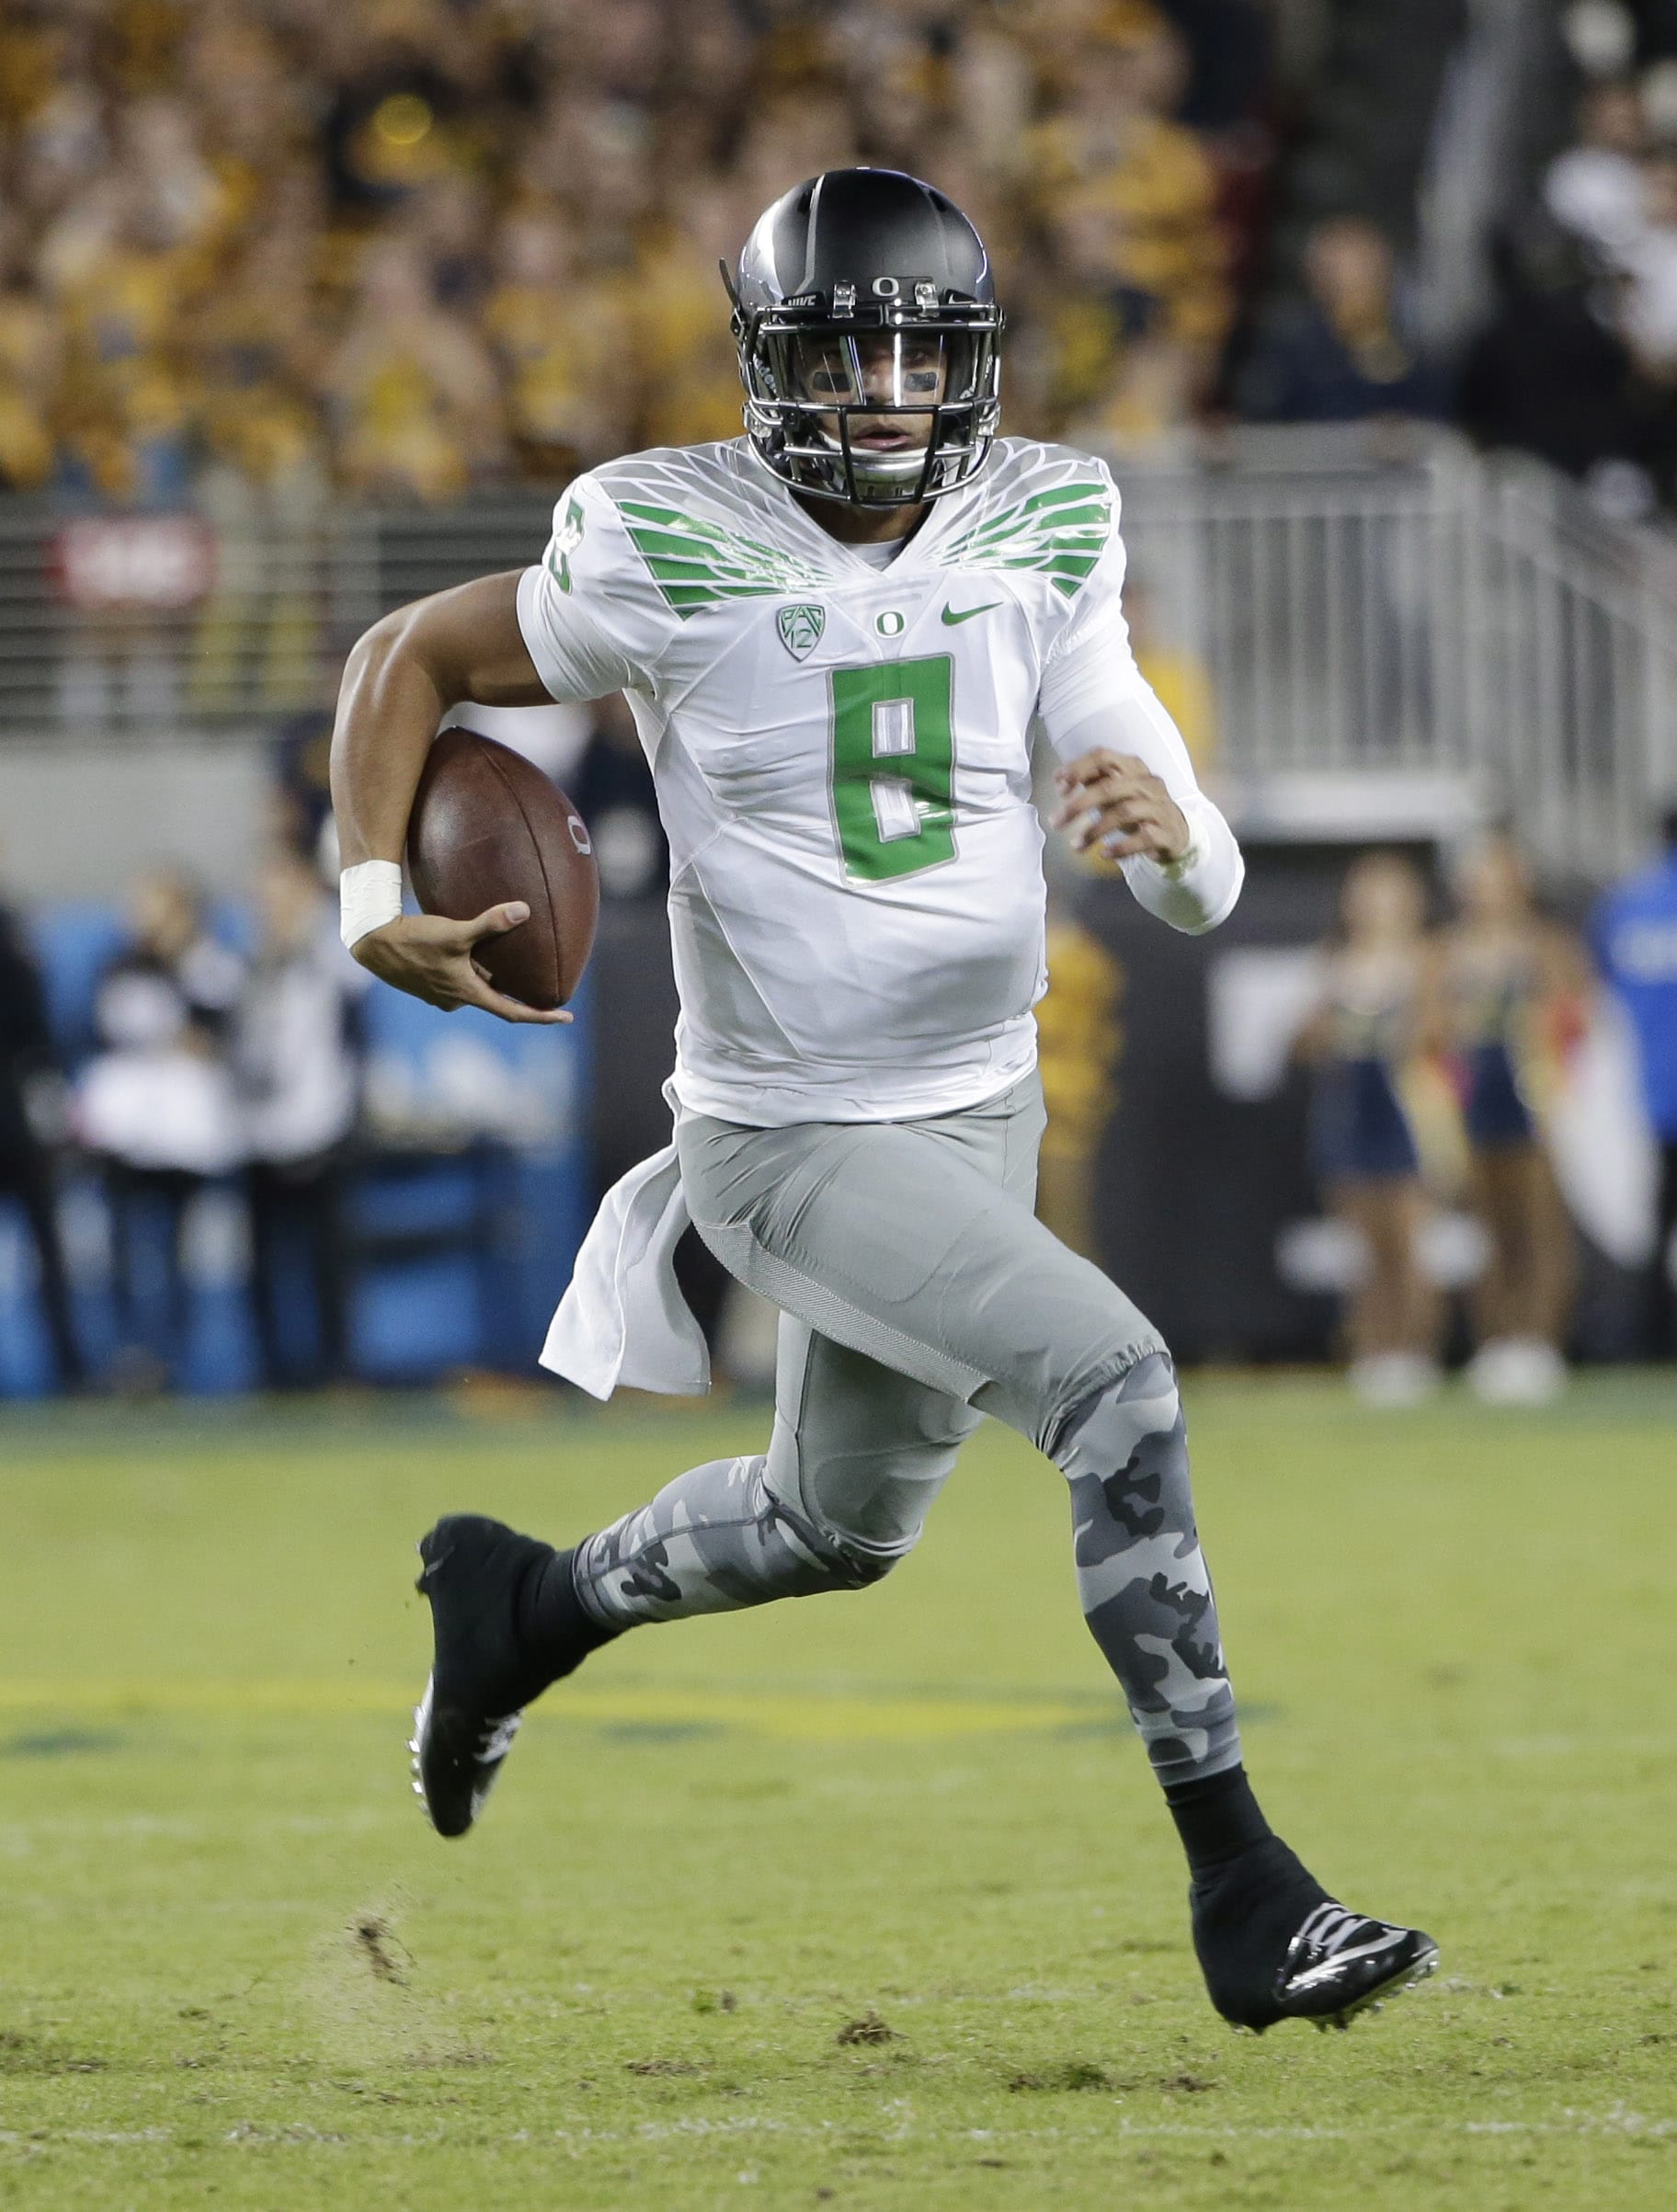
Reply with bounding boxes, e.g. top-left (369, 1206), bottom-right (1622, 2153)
top-left (870, 276), bottom-right (901, 300)
top-left (875, 610), bottom-right (906, 637)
